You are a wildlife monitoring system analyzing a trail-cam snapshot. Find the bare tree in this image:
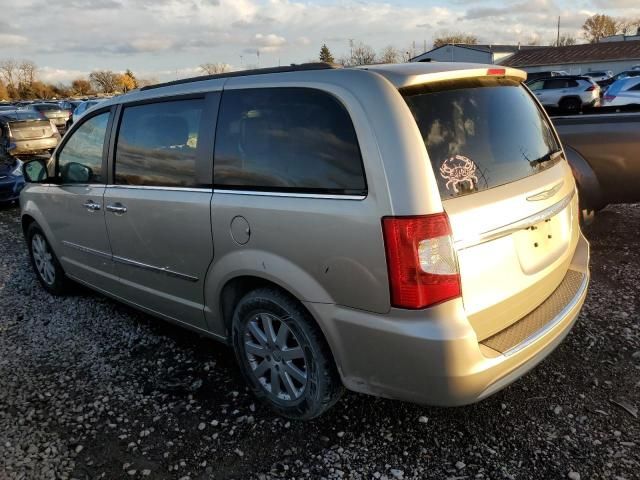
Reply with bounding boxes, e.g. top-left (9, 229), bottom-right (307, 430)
top-left (137, 77), bottom-right (159, 88)
top-left (339, 42), bottom-right (377, 66)
top-left (433, 33), bottom-right (478, 48)
top-left (553, 34), bottom-right (577, 47)
top-left (18, 60), bottom-right (37, 86)
top-left (582, 14), bottom-right (619, 43)
top-left (379, 45), bottom-right (400, 64)
top-left (71, 79), bottom-right (93, 96)
top-left (199, 63), bottom-right (231, 75)
top-left (618, 18), bottom-right (640, 36)
top-left (0, 59), bottom-right (18, 90)
top-left (89, 70), bottom-right (122, 94)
